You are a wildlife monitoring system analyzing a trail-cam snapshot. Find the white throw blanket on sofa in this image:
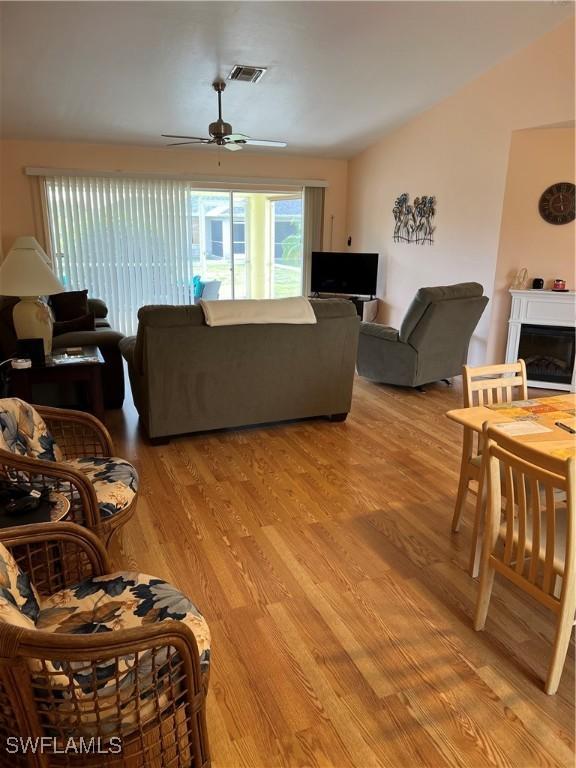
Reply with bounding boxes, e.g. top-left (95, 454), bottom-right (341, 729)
top-left (199, 297), bottom-right (317, 327)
